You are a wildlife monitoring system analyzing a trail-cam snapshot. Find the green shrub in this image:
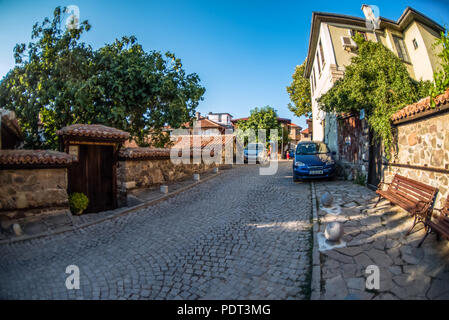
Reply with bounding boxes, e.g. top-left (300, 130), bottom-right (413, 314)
top-left (354, 171), bottom-right (366, 186)
top-left (69, 193), bottom-right (89, 215)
